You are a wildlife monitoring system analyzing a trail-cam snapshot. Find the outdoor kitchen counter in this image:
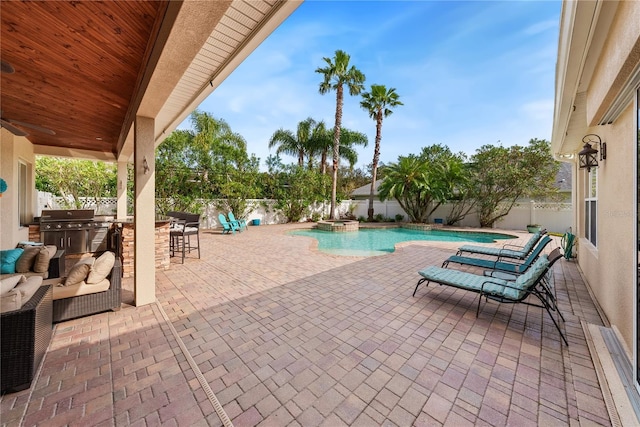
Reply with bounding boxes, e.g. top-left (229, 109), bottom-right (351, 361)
top-left (112, 218), bottom-right (171, 278)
